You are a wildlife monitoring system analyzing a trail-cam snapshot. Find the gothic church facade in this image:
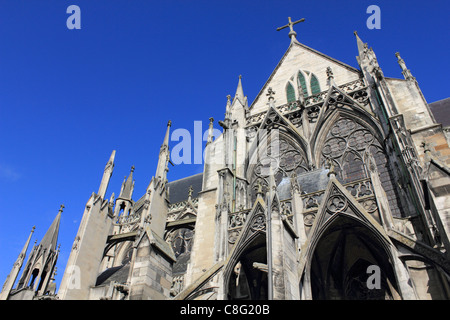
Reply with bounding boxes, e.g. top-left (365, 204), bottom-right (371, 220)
top-left (2, 20), bottom-right (450, 300)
